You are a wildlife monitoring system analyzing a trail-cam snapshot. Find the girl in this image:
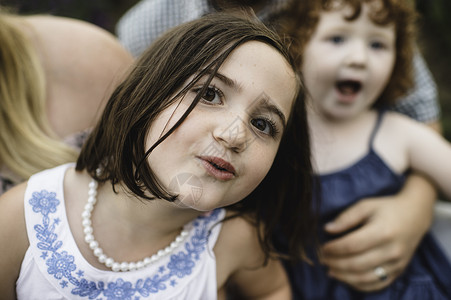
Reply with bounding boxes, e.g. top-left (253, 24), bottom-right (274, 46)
top-left (0, 12), bottom-right (315, 299)
top-left (0, 7), bottom-right (132, 193)
top-left (280, 0), bottom-right (451, 299)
